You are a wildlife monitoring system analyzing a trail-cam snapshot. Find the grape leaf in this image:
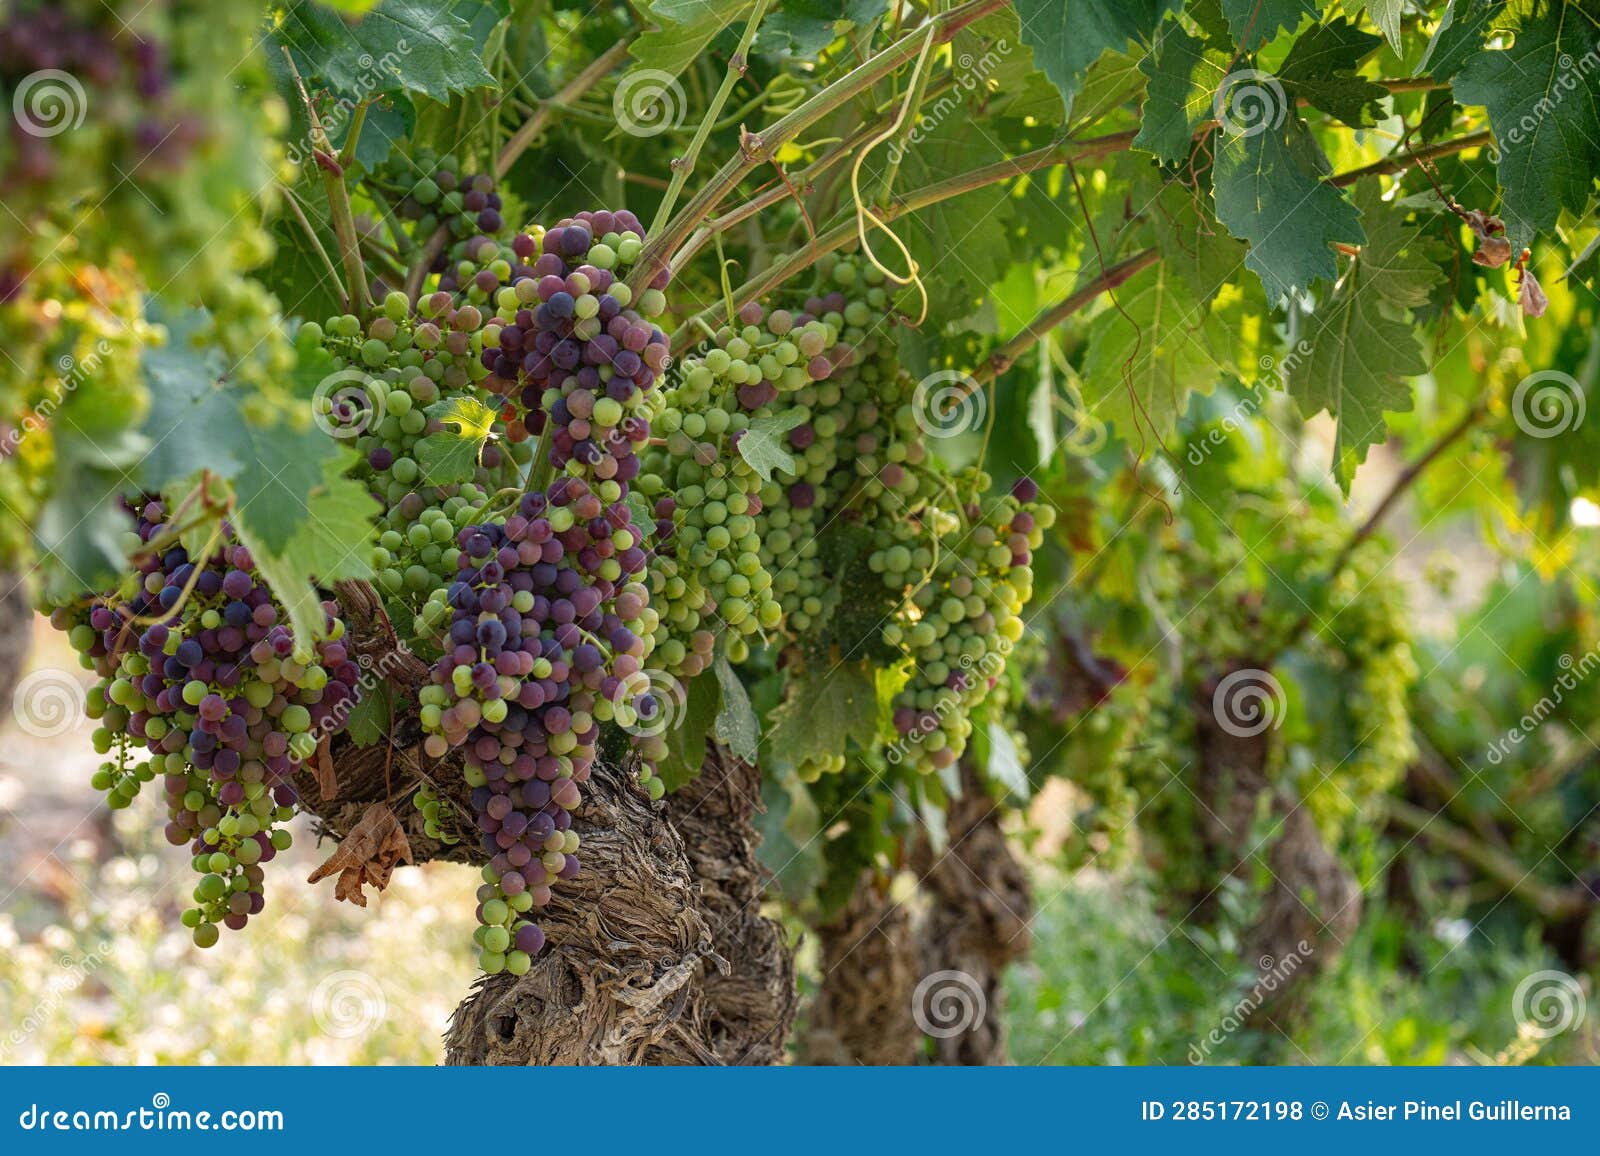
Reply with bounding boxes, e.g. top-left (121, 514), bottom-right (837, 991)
top-left (33, 429), bottom-right (144, 598)
top-left (343, 680), bottom-right (395, 746)
top-left (659, 672), bottom-right (722, 792)
top-left (712, 655), bottom-right (759, 761)
top-left (759, 0), bottom-right (887, 58)
top-left (1081, 260), bottom-right (1233, 442)
top-left (1286, 186), bottom-right (1444, 491)
top-left (267, 0), bottom-right (498, 103)
top-left (985, 719), bottom-right (1030, 801)
top-left (1279, 18), bottom-right (1388, 128)
top-left (416, 395), bottom-right (497, 485)
top-left (1010, 0), bottom-right (1181, 117)
top-left (1151, 182), bottom-right (1247, 303)
top-left (767, 659), bottom-right (880, 769)
top-left (261, 181), bottom-right (347, 326)
top-left (1346, 0), bottom-right (1405, 51)
top-left (737, 407), bottom-right (806, 482)
top-left (138, 310), bottom-right (348, 555)
top-left (632, 0), bottom-right (753, 79)
top-left (1219, 0), bottom-right (1317, 47)
top-left (236, 451), bottom-right (379, 651)
top-left (1453, 1), bottom-right (1600, 251)
top-left (1135, 21), bottom-right (1229, 163)
top-left (1213, 114), bottom-right (1366, 303)
top-left (1418, 0), bottom-right (1497, 81)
